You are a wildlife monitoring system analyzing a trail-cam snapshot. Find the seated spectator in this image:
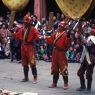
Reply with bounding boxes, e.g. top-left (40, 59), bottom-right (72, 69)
top-left (0, 43), bottom-right (6, 59)
top-left (66, 47), bottom-right (75, 62)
